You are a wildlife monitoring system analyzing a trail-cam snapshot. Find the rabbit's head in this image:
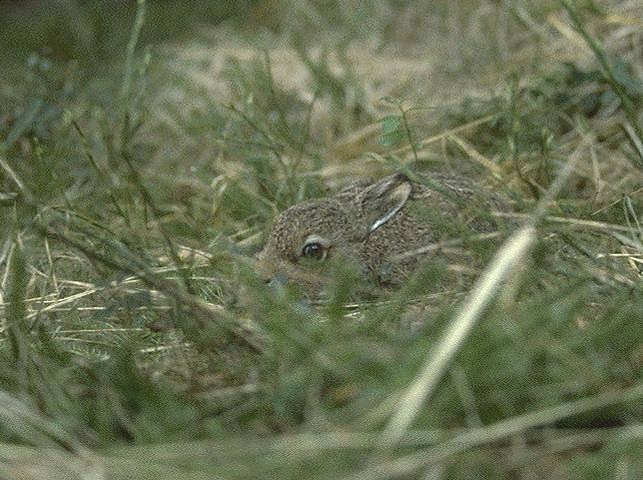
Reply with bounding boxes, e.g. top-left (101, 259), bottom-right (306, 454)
top-left (256, 174), bottom-right (414, 297)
